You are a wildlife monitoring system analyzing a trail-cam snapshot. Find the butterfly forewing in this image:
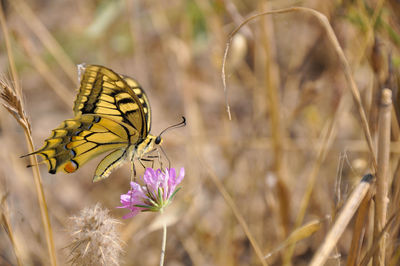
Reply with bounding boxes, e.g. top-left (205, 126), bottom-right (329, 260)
top-left (73, 65), bottom-right (149, 138)
top-left (120, 75), bottom-right (152, 133)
